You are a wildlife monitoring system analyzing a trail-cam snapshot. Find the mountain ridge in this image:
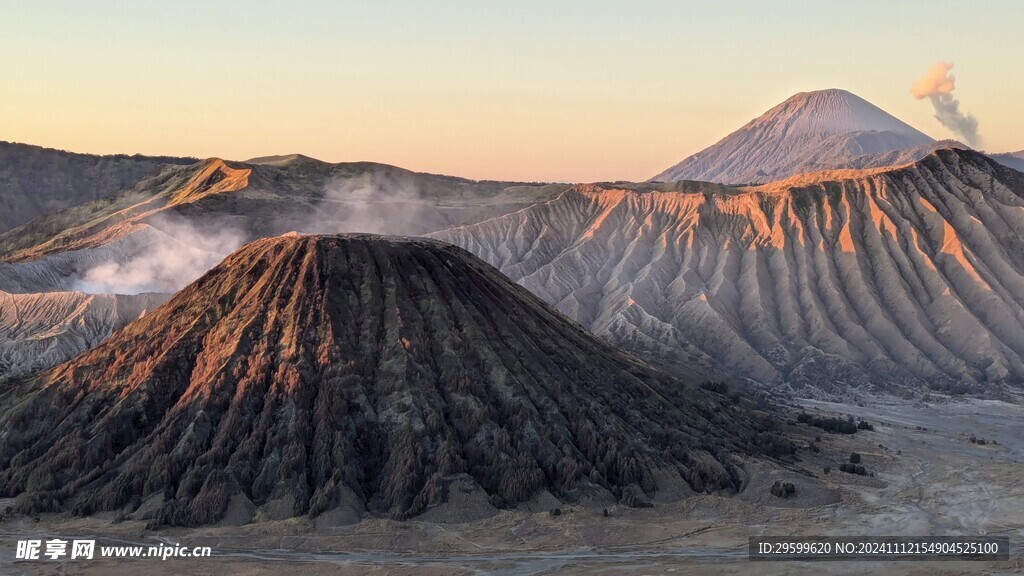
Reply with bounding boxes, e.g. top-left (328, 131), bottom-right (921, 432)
top-left (0, 157), bottom-right (566, 266)
top-left (437, 148), bottom-right (1024, 396)
top-left (991, 150), bottom-right (1024, 173)
top-left (0, 141), bottom-right (195, 234)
